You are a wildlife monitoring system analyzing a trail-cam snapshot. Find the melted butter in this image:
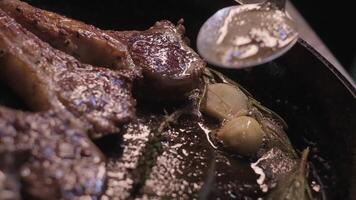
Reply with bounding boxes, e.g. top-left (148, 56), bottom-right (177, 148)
top-left (217, 4), bottom-right (262, 44)
top-left (251, 153), bottom-right (273, 193)
top-left (198, 122), bottom-right (218, 149)
top-left (222, 44), bottom-right (259, 62)
top-left (233, 35), bottom-right (252, 46)
top-left (203, 4), bottom-right (298, 66)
